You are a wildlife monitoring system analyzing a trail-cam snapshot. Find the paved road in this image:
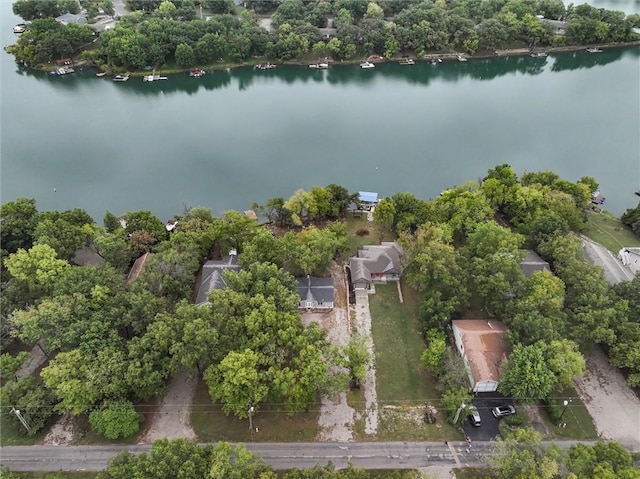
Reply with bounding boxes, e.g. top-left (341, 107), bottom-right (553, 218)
top-left (580, 236), bottom-right (634, 285)
top-left (0, 441), bottom-right (597, 472)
